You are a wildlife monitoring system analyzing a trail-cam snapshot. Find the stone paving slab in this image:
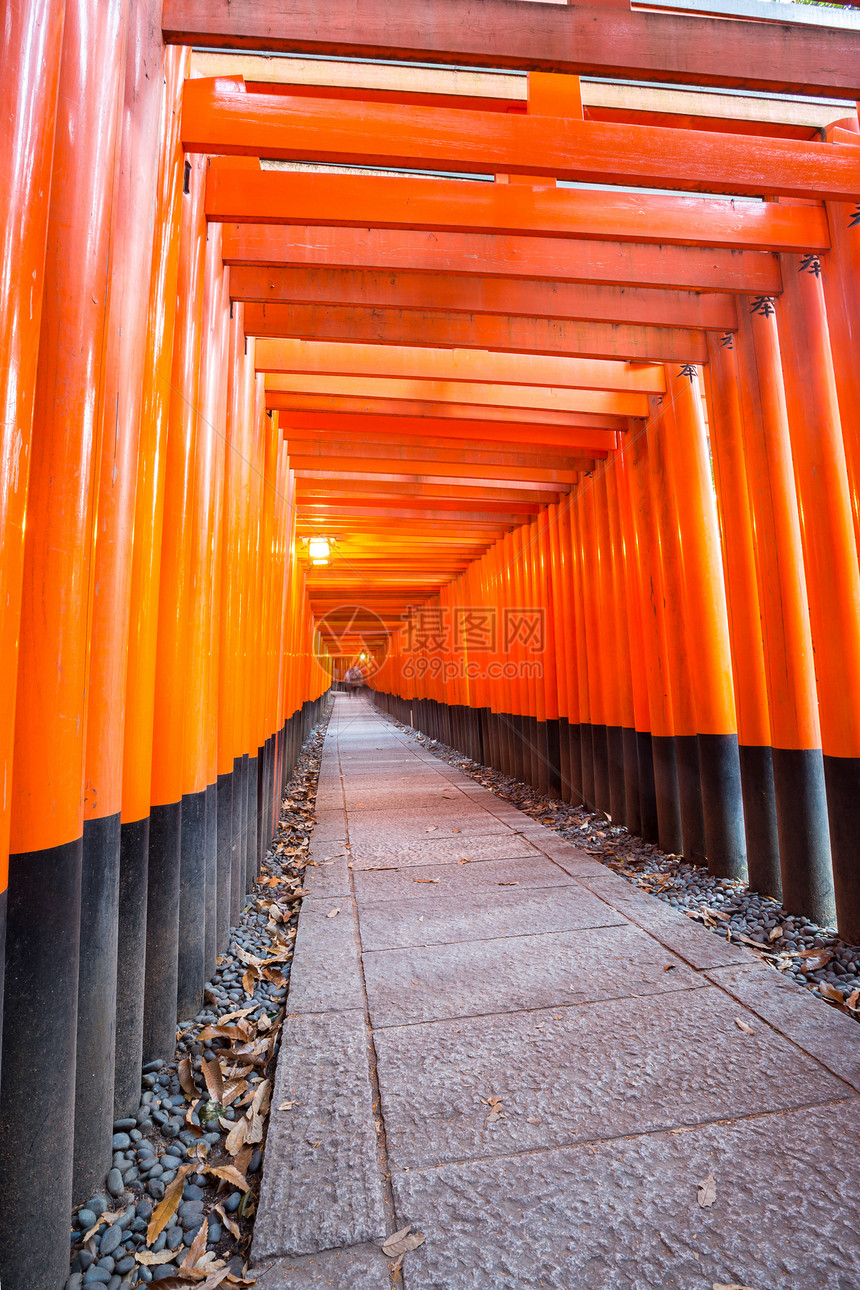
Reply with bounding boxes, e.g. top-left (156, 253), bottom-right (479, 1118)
top-left (706, 960), bottom-right (860, 1092)
top-left (348, 815), bottom-right (515, 843)
top-left (286, 898), bottom-right (365, 1015)
top-left (578, 872), bottom-right (753, 971)
top-left (253, 1246), bottom-right (390, 1290)
top-left (393, 1097), bottom-right (860, 1290)
top-left (374, 985), bottom-right (848, 1170)
top-left (254, 1011), bottom-right (387, 1259)
top-left (349, 833), bottom-right (538, 869)
top-left (352, 853), bottom-right (576, 905)
top-left (356, 881), bottom-right (626, 951)
top-left (362, 923), bottom-right (704, 1028)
